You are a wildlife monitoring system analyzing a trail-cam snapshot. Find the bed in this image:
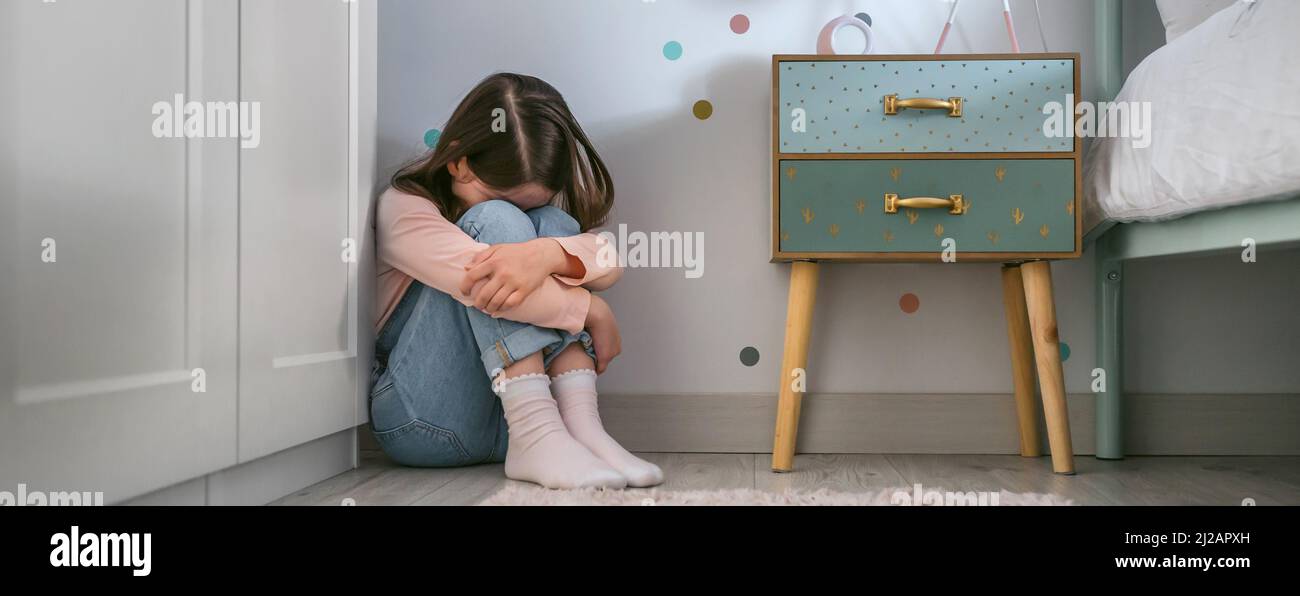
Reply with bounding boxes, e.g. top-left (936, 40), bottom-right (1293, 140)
top-left (1088, 0), bottom-right (1300, 458)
